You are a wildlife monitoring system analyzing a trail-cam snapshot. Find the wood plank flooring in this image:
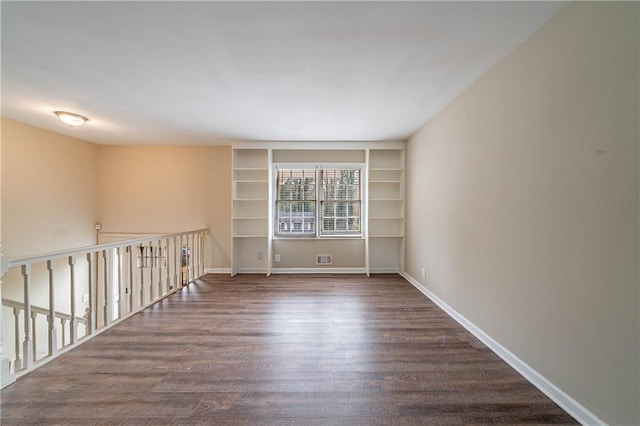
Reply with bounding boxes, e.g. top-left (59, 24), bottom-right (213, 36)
top-left (1, 274), bottom-right (577, 425)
